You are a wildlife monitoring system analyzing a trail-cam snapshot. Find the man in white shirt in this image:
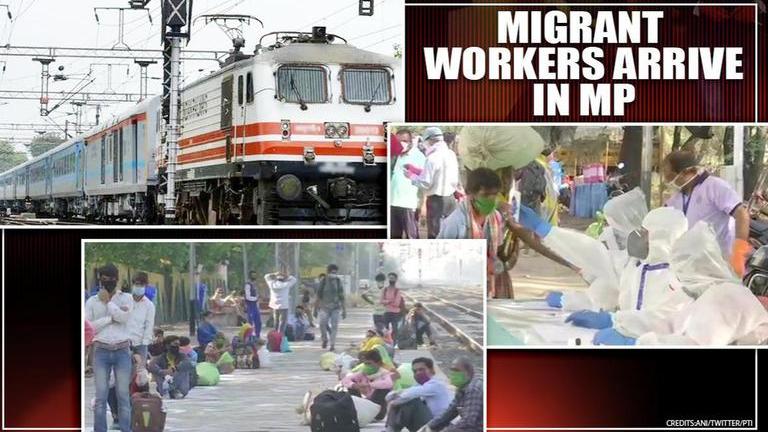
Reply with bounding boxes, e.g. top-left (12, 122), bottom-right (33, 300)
top-left (127, 272), bottom-right (156, 361)
top-left (84, 263), bottom-right (134, 432)
top-left (265, 270), bottom-right (298, 335)
top-left (385, 357), bottom-right (453, 432)
top-left (408, 127), bottom-right (460, 238)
